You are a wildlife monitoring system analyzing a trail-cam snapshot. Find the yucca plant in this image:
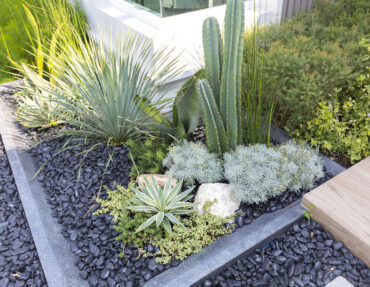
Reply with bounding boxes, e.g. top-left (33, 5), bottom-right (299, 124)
top-left (126, 175), bottom-right (195, 234)
top-left (42, 29), bottom-right (182, 145)
top-left (196, 0), bottom-right (245, 154)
